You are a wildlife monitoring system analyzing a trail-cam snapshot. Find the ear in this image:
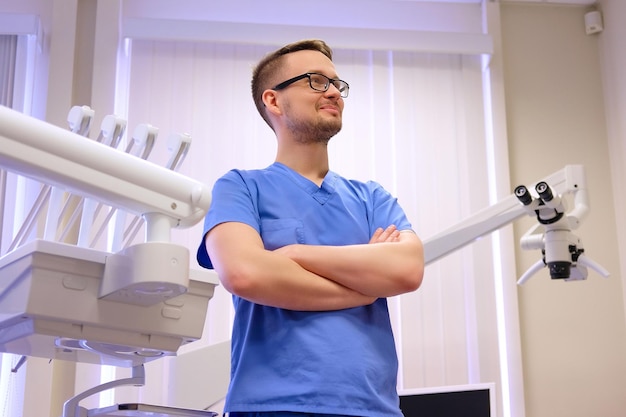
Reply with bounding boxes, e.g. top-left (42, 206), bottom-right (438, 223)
top-left (262, 89), bottom-right (282, 117)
